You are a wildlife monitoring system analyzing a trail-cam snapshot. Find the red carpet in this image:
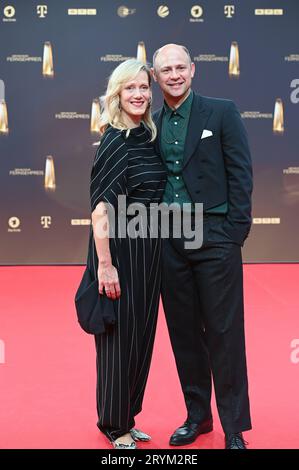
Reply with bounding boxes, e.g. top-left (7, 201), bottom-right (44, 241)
top-left (0, 265), bottom-right (299, 449)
